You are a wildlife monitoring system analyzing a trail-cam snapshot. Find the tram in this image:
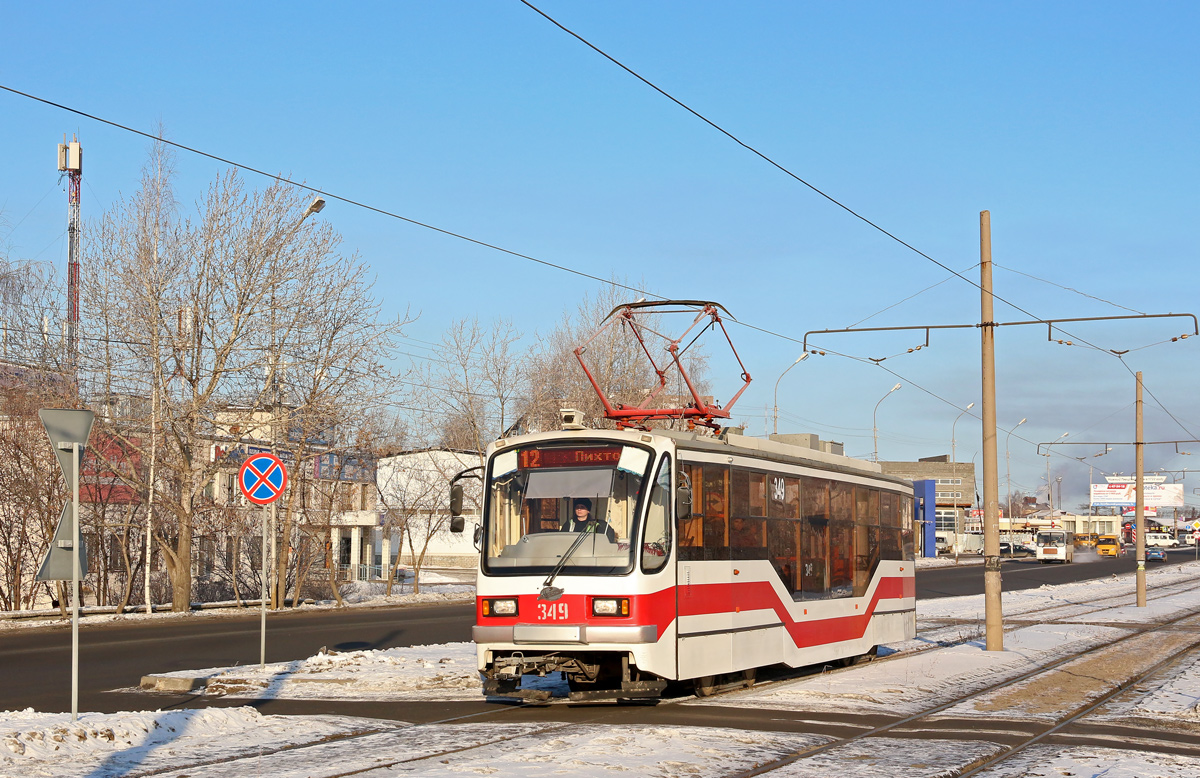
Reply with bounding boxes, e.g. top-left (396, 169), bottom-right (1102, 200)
top-left (449, 301), bottom-right (916, 701)
top-left (451, 421), bottom-right (917, 701)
